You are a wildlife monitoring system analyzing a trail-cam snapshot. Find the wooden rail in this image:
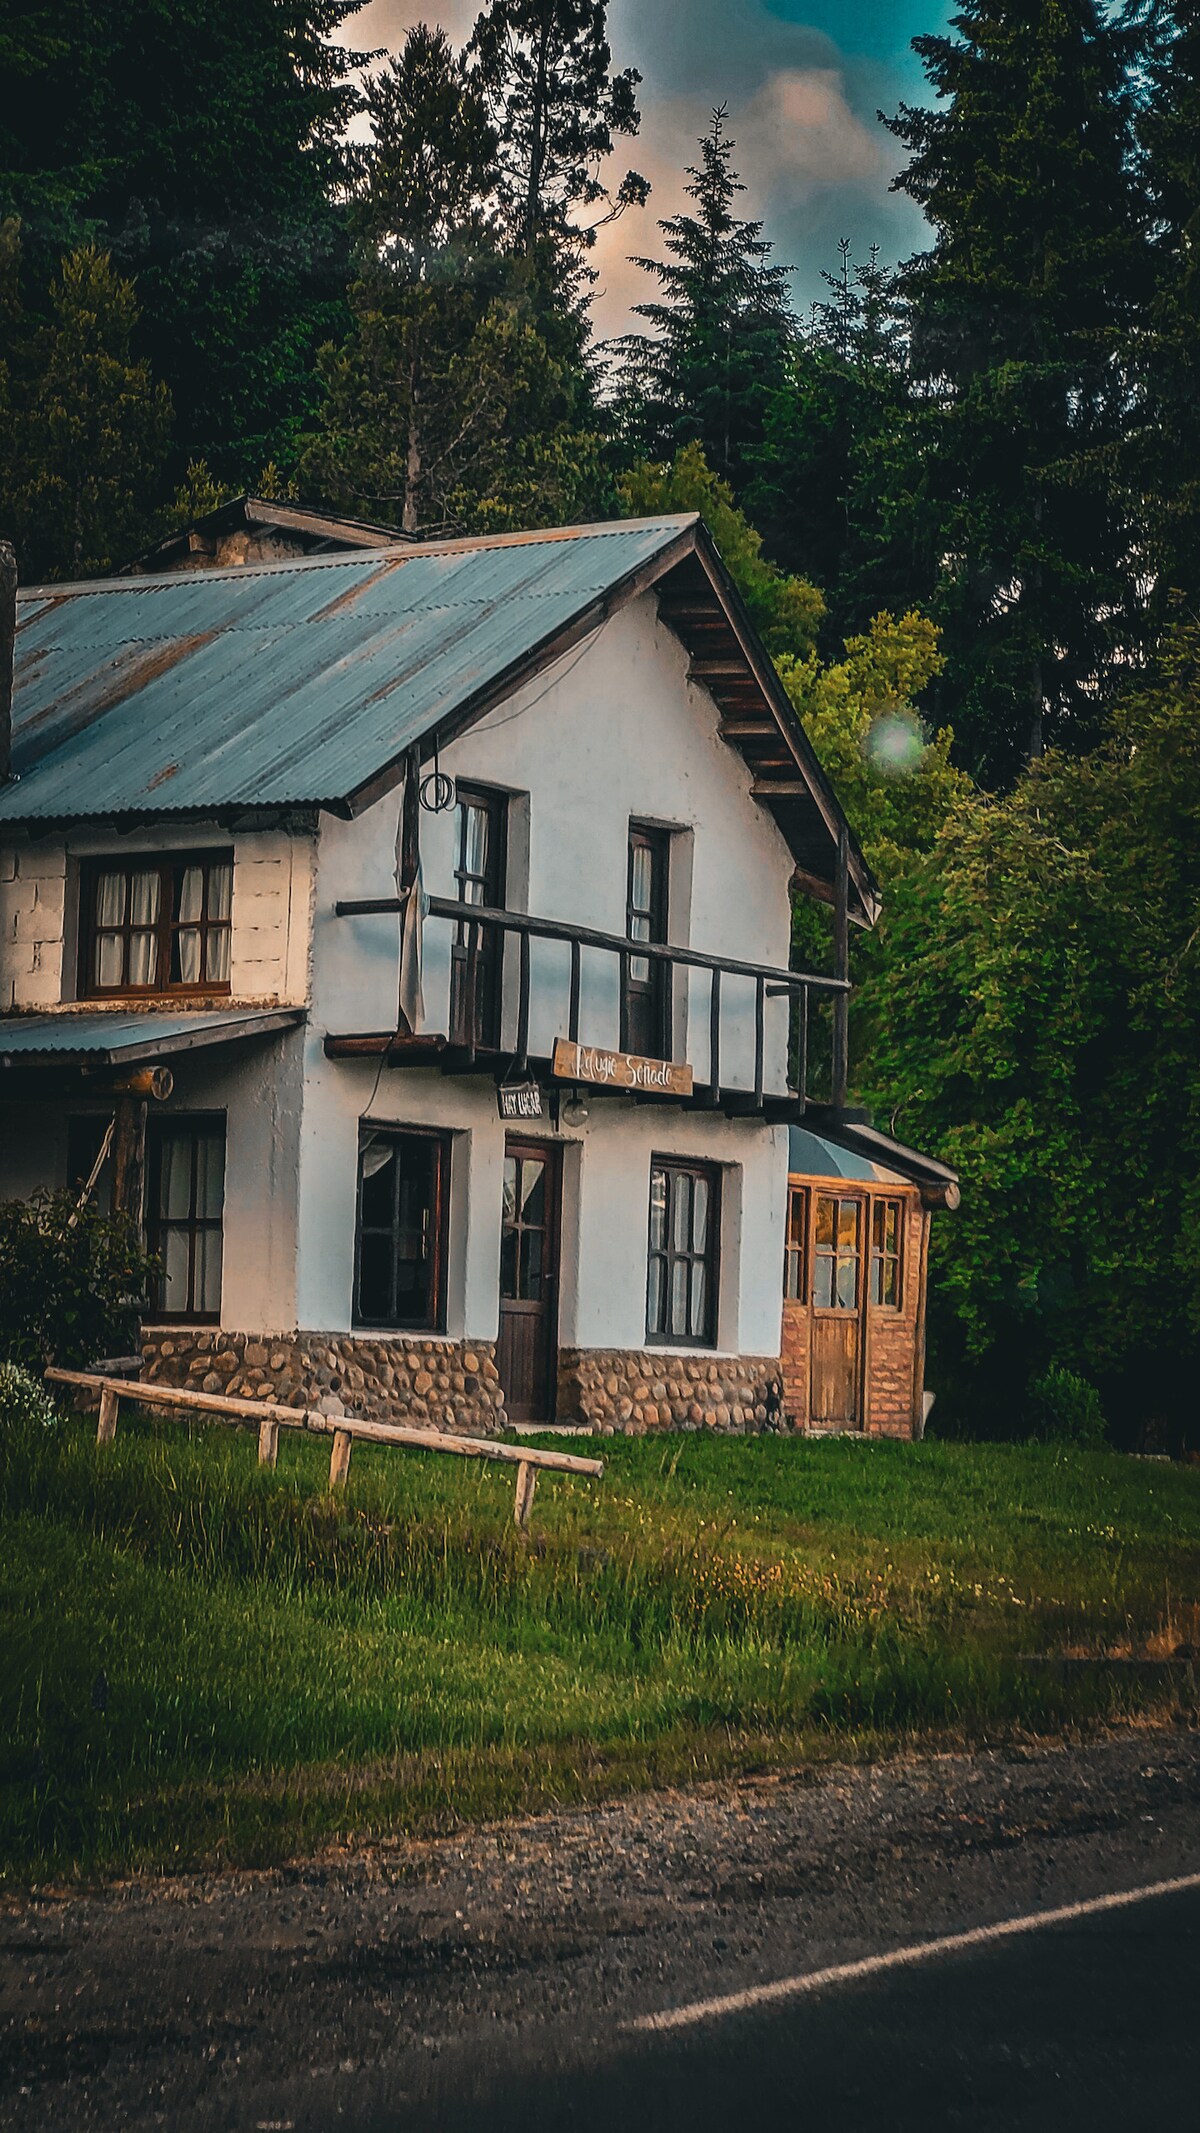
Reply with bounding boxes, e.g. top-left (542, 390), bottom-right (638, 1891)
top-left (44, 1368), bottom-right (603, 1529)
top-left (336, 891), bottom-right (847, 1107)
